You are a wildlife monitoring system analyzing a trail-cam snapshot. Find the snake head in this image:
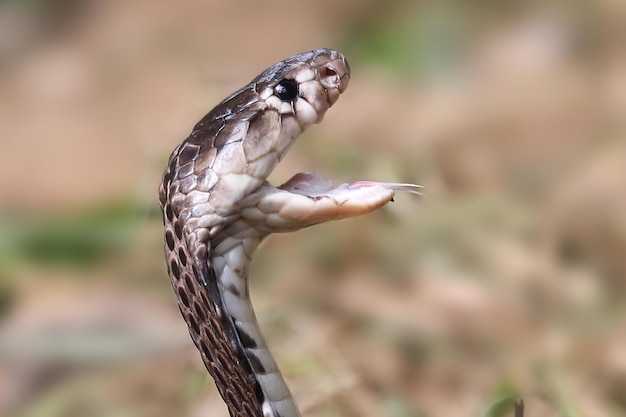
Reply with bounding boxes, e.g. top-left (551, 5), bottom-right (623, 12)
top-left (256, 48), bottom-right (350, 126)
top-left (188, 49), bottom-right (352, 207)
top-left (161, 49), bottom-right (353, 236)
